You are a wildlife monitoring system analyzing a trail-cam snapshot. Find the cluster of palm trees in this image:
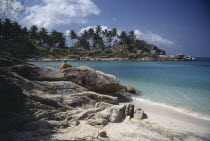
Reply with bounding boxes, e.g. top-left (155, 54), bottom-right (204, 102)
top-left (69, 25), bottom-right (137, 51)
top-left (0, 18), bottom-right (66, 48)
top-left (1, 18), bottom-right (154, 54)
